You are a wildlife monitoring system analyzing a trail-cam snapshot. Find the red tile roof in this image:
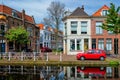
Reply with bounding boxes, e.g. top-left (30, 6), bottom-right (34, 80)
top-left (37, 24), bottom-right (44, 30)
top-left (92, 5), bottom-right (109, 16)
top-left (0, 4), bottom-right (34, 23)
